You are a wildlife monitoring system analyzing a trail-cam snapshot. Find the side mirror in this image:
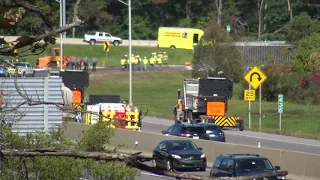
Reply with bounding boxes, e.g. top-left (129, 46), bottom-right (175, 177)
top-left (275, 166), bottom-right (281, 170)
top-left (161, 130), bottom-right (167, 134)
top-left (198, 147), bottom-right (203, 150)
